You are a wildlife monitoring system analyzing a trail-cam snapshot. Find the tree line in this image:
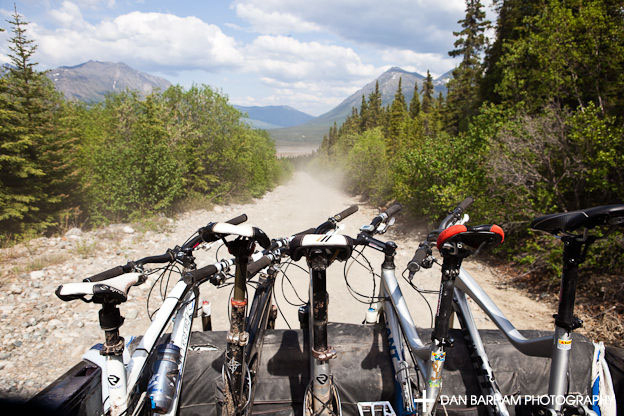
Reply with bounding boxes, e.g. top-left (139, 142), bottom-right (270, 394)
top-left (0, 10), bottom-right (286, 243)
top-left (317, 0), bottom-right (624, 287)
